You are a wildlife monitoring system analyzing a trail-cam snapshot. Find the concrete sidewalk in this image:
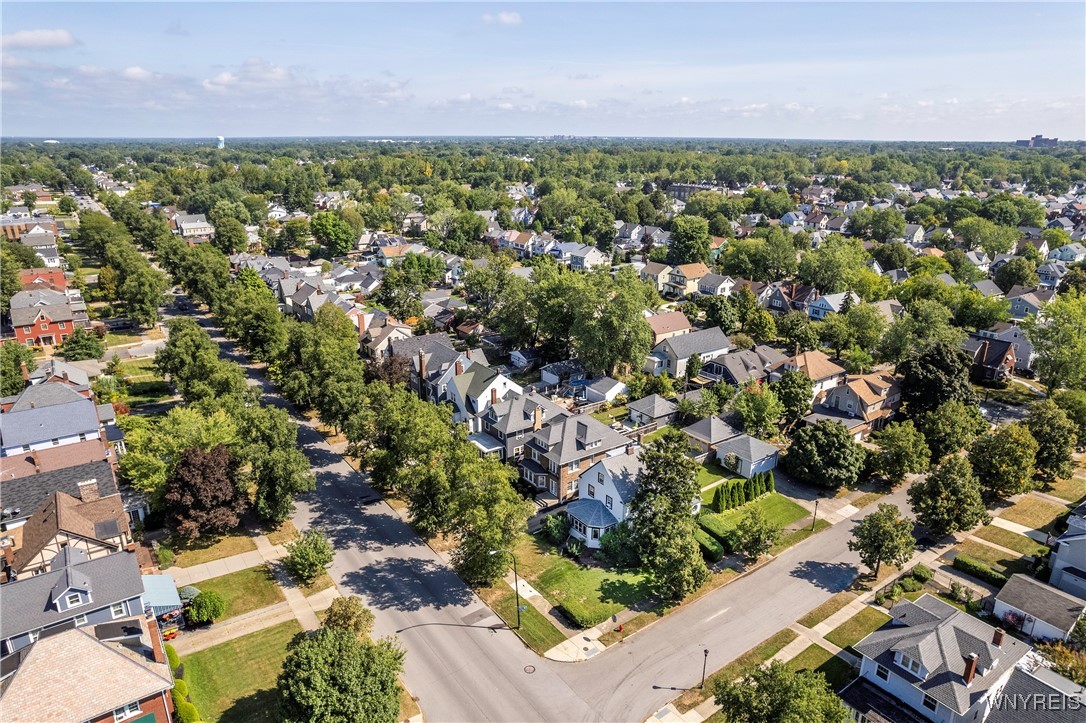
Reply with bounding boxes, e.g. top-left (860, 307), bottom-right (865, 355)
top-left (165, 534), bottom-right (289, 586)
